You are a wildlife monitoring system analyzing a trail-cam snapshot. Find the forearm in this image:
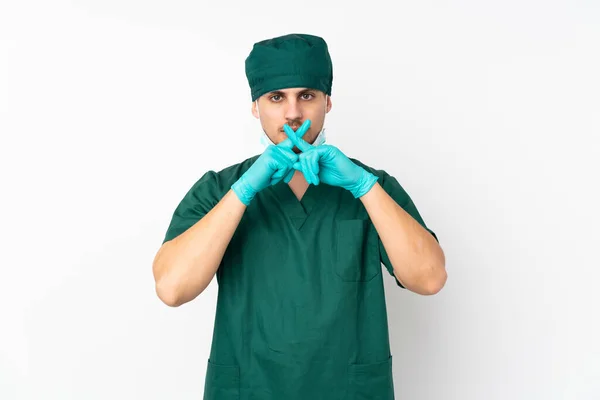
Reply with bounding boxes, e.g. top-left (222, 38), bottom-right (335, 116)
top-left (152, 189), bottom-right (246, 306)
top-left (360, 182), bottom-right (446, 295)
